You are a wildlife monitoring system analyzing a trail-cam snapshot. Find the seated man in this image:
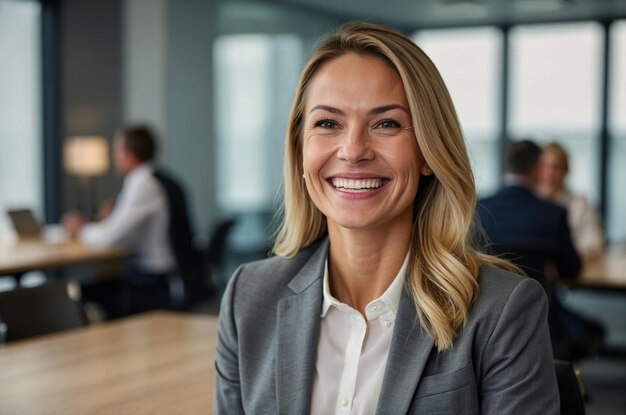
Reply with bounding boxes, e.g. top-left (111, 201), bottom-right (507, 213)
top-left (477, 139), bottom-right (602, 360)
top-left (478, 140), bottom-right (581, 283)
top-left (63, 125), bottom-right (196, 316)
